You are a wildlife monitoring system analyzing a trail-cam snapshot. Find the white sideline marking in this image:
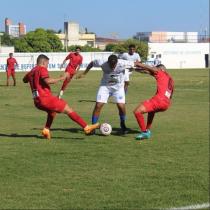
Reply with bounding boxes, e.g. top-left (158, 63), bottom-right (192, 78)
top-left (165, 202), bottom-right (210, 210)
